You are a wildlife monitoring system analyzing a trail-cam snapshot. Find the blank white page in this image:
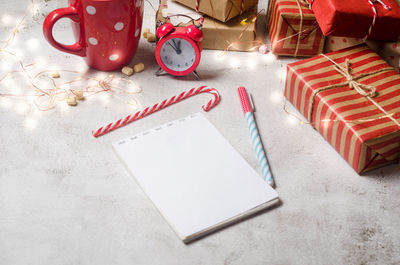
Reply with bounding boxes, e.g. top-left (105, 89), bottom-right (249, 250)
top-left (113, 113), bottom-right (279, 243)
